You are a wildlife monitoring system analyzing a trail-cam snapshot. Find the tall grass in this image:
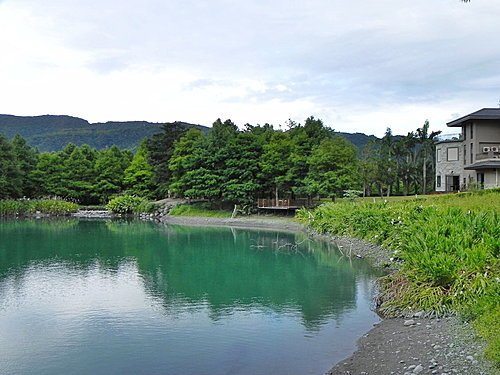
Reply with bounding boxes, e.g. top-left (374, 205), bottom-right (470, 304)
top-left (169, 203), bottom-right (232, 218)
top-left (296, 189), bottom-right (500, 365)
top-left (0, 199), bottom-right (79, 216)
